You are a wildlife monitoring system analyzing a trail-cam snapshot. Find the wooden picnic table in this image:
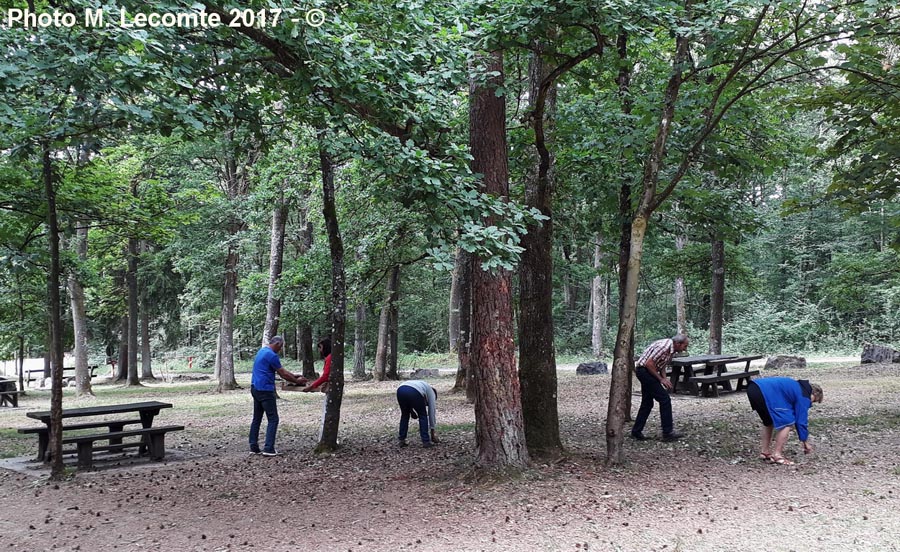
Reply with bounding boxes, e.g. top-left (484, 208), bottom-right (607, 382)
top-left (668, 355), bottom-right (737, 394)
top-left (20, 401), bottom-right (181, 467)
top-left (0, 377), bottom-right (23, 407)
